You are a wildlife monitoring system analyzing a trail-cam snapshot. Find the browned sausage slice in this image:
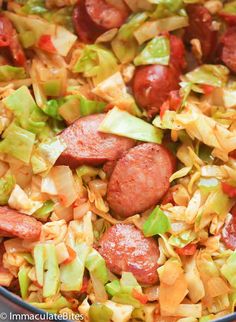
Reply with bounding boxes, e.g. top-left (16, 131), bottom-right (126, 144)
top-left (221, 204), bottom-right (236, 250)
top-left (0, 207), bottom-right (42, 240)
top-left (107, 143), bottom-right (174, 218)
top-left (184, 4), bottom-right (218, 62)
top-left (57, 114), bottom-right (135, 168)
top-left (73, 0), bottom-right (106, 43)
top-left (85, 0), bottom-right (129, 30)
top-left (132, 65), bottom-right (180, 117)
top-left (98, 224), bottom-right (159, 285)
top-left (220, 27), bottom-right (236, 74)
